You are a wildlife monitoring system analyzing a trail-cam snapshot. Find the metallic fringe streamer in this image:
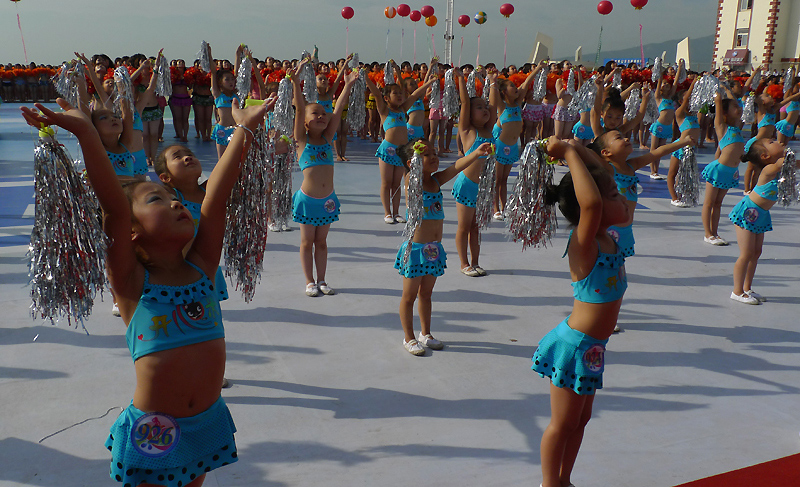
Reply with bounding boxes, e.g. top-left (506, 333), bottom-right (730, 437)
top-left (429, 74), bottom-right (441, 110)
top-left (155, 55), bottom-right (172, 98)
top-left (567, 75), bottom-right (597, 117)
top-left (532, 66), bottom-right (549, 101)
top-left (29, 132), bottom-right (106, 331)
top-left (750, 69), bottom-right (761, 90)
top-left (442, 68), bottom-right (459, 119)
top-left (466, 70), bottom-right (477, 98)
top-left (689, 75), bottom-right (718, 113)
top-left (677, 62), bottom-right (687, 84)
top-left (223, 125), bottom-right (273, 302)
top-left (611, 71), bottom-right (621, 91)
top-left (236, 54), bottom-right (252, 103)
top-left (643, 94), bottom-right (659, 124)
top-left (300, 51), bottom-right (318, 103)
top-left (777, 148), bottom-right (798, 207)
top-left (504, 141), bottom-right (557, 250)
top-left (482, 73), bottom-right (490, 101)
top-left (401, 153), bottom-right (424, 266)
top-left (112, 67), bottom-right (135, 117)
top-left (474, 153), bottom-right (497, 233)
top-left (784, 66), bottom-right (795, 94)
top-left (197, 41), bottom-right (211, 72)
top-left (567, 69), bottom-right (577, 96)
top-left (741, 93), bottom-right (755, 124)
top-left (269, 152), bottom-right (294, 228)
top-left (347, 68), bottom-right (366, 131)
top-left (651, 57), bottom-right (663, 83)
top-left (676, 146), bottom-right (700, 207)
top-left (273, 77), bottom-right (294, 136)
top-left (350, 53), bottom-right (359, 70)
top-left (53, 61), bottom-right (81, 109)
top-left (384, 60), bottom-right (395, 86)
top-left (624, 88), bottom-right (641, 121)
